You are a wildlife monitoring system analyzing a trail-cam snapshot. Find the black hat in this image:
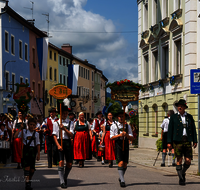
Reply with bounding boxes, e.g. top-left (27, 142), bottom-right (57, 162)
top-left (115, 110), bottom-right (129, 118)
top-left (48, 107), bottom-right (57, 113)
top-left (68, 112), bottom-right (76, 117)
top-left (175, 99), bottom-right (188, 109)
top-left (96, 111), bottom-right (103, 116)
top-left (62, 106), bottom-right (69, 112)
